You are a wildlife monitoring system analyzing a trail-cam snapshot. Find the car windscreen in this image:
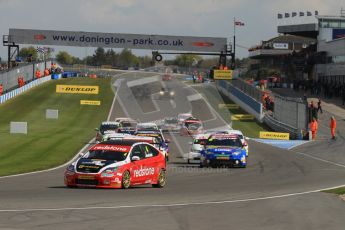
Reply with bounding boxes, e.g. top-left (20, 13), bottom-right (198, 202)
top-left (83, 150), bottom-right (128, 161)
top-left (165, 118), bottom-right (178, 124)
top-left (100, 124), bottom-right (119, 134)
top-left (121, 121), bottom-right (137, 128)
top-left (185, 122), bottom-right (201, 129)
top-left (194, 138), bottom-right (207, 144)
top-left (137, 125), bottom-right (157, 131)
top-left (207, 138), bottom-right (242, 147)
